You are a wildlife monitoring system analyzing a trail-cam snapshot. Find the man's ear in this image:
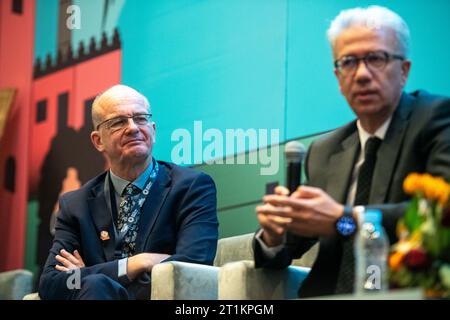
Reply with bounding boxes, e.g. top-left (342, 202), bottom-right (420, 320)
top-left (90, 131), bottom-right (105, 152)
top-left (401, 60), bottom-right (411, 86)
top-left (151, 122), bottom-right (156, 143)
top-left (334, 68), bottom-right (344, 94)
